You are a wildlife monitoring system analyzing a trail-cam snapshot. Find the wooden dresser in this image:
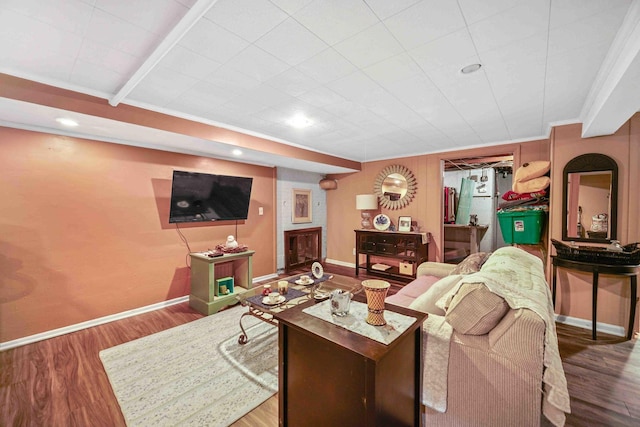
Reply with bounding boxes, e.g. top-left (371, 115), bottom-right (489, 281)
top-left (355, 229), bottom-right (430, 282)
